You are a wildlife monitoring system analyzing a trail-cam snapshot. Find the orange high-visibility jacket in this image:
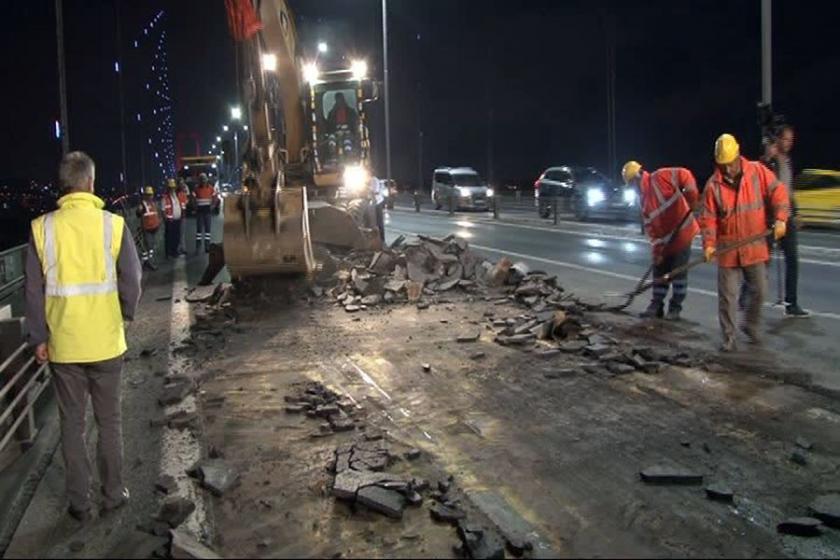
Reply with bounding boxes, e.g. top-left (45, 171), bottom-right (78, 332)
top-left (194, 183), bottom-right (218, 208)
top-left (701, 157), bottom-right (789, 268)
top-left (163, 191), bottom-right (187, 219)
top-left (640, 167), bottom-right (700, 258)
top-left (140, 199), bottom-right (161, 231)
